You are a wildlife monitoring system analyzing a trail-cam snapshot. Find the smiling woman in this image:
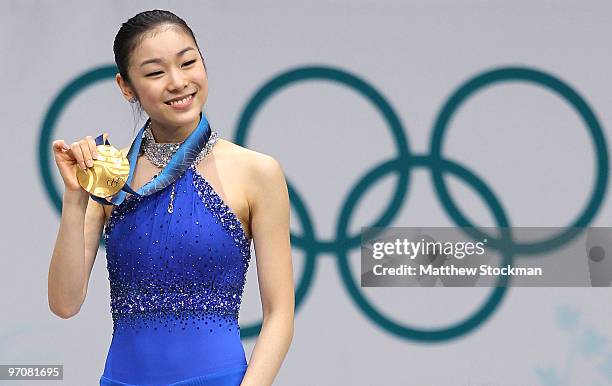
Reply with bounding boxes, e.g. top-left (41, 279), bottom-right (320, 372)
top-left (114, 14), bottom-right (210, 143)
top-left (47, 9), bottom-right (294, 386)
